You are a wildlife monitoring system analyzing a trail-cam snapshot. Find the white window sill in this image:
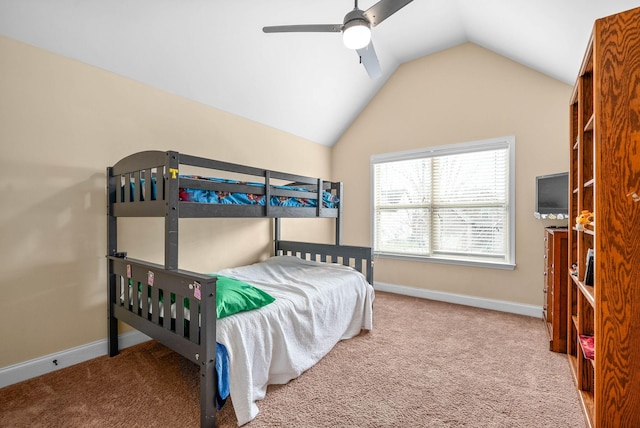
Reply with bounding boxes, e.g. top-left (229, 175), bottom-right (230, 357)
top-left (374, 252), bottom-right (516, 270)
